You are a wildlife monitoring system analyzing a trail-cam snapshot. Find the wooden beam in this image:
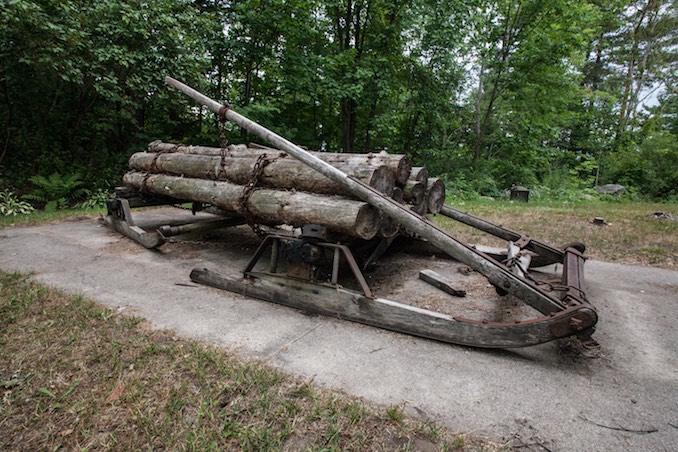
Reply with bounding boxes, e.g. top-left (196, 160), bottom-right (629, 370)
top-left (419, 269), bottom-right (467, 297)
